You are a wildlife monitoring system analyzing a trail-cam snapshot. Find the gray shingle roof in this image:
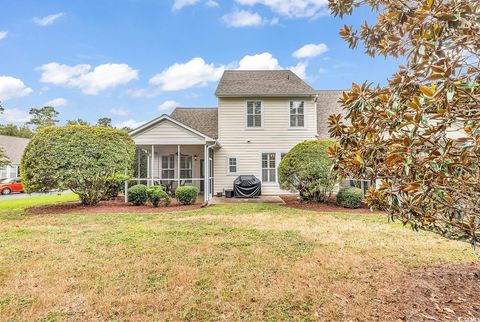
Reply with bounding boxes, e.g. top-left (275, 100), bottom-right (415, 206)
top-left (316, 90), bottom-right (347, 140)
top-left (215, 70), bottom-right (316, 97)
top-left (0, 135), bottom-right (30, 165)
top-left (170, 108), bottom-right (218, 139)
